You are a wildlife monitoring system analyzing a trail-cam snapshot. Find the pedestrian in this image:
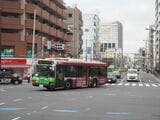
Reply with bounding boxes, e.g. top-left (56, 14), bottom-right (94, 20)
top-left (27, 73), bottom-right (30, 83)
